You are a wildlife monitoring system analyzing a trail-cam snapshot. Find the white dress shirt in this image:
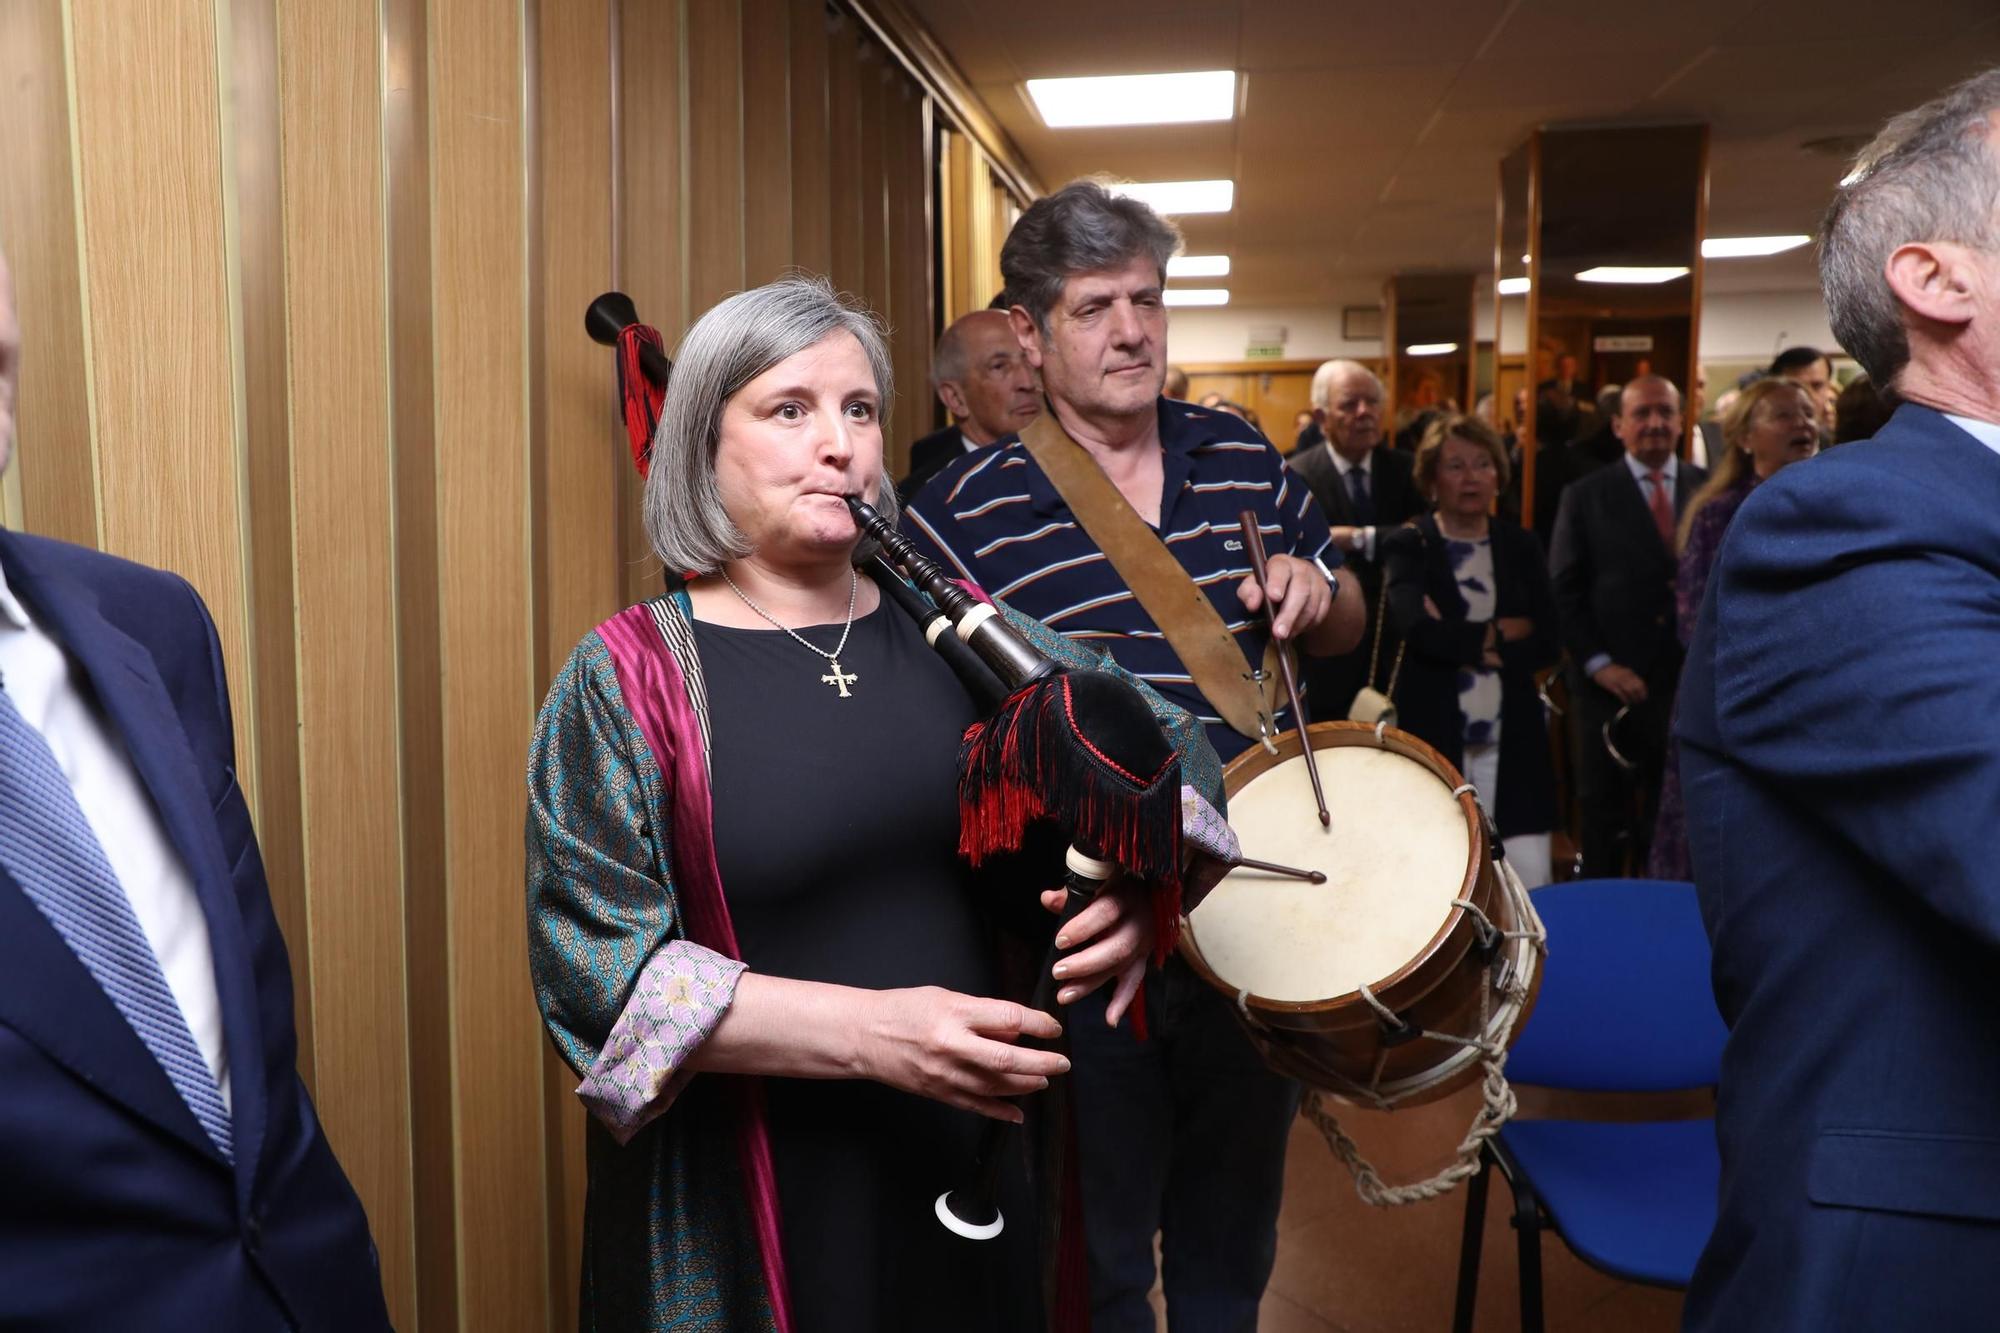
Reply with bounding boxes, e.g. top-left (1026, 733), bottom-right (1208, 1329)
top-left (0, 560), bottom-right (230, 1109)
top-left (1946, 412), bottom-right (2000, 457)
top-left (1620, 449), bottom-right (1680, 493)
